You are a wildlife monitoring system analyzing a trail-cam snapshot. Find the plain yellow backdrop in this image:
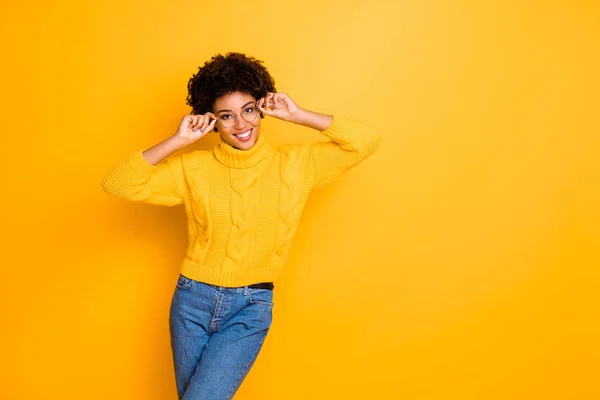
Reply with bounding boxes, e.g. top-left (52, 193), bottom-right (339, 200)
top-left (1, 0), bottom-right (599, 399)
